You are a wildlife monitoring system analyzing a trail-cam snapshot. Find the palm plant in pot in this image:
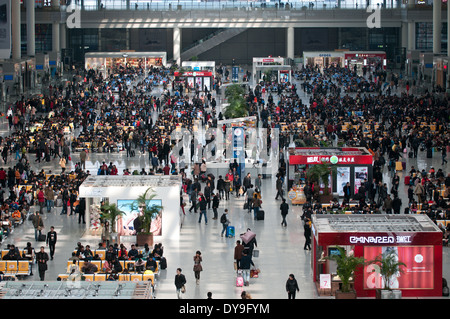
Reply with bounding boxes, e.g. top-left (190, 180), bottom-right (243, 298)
top-left (125, 187), bottom-right (163, 247)
top-left (325, 246), bottom-right (367, 299)
top-left (369, 249), bottom-right (406, 299)
top-left (306, 163), bottom-right (337, 203)
top-left (100, 202), bottom-right (124, 245)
